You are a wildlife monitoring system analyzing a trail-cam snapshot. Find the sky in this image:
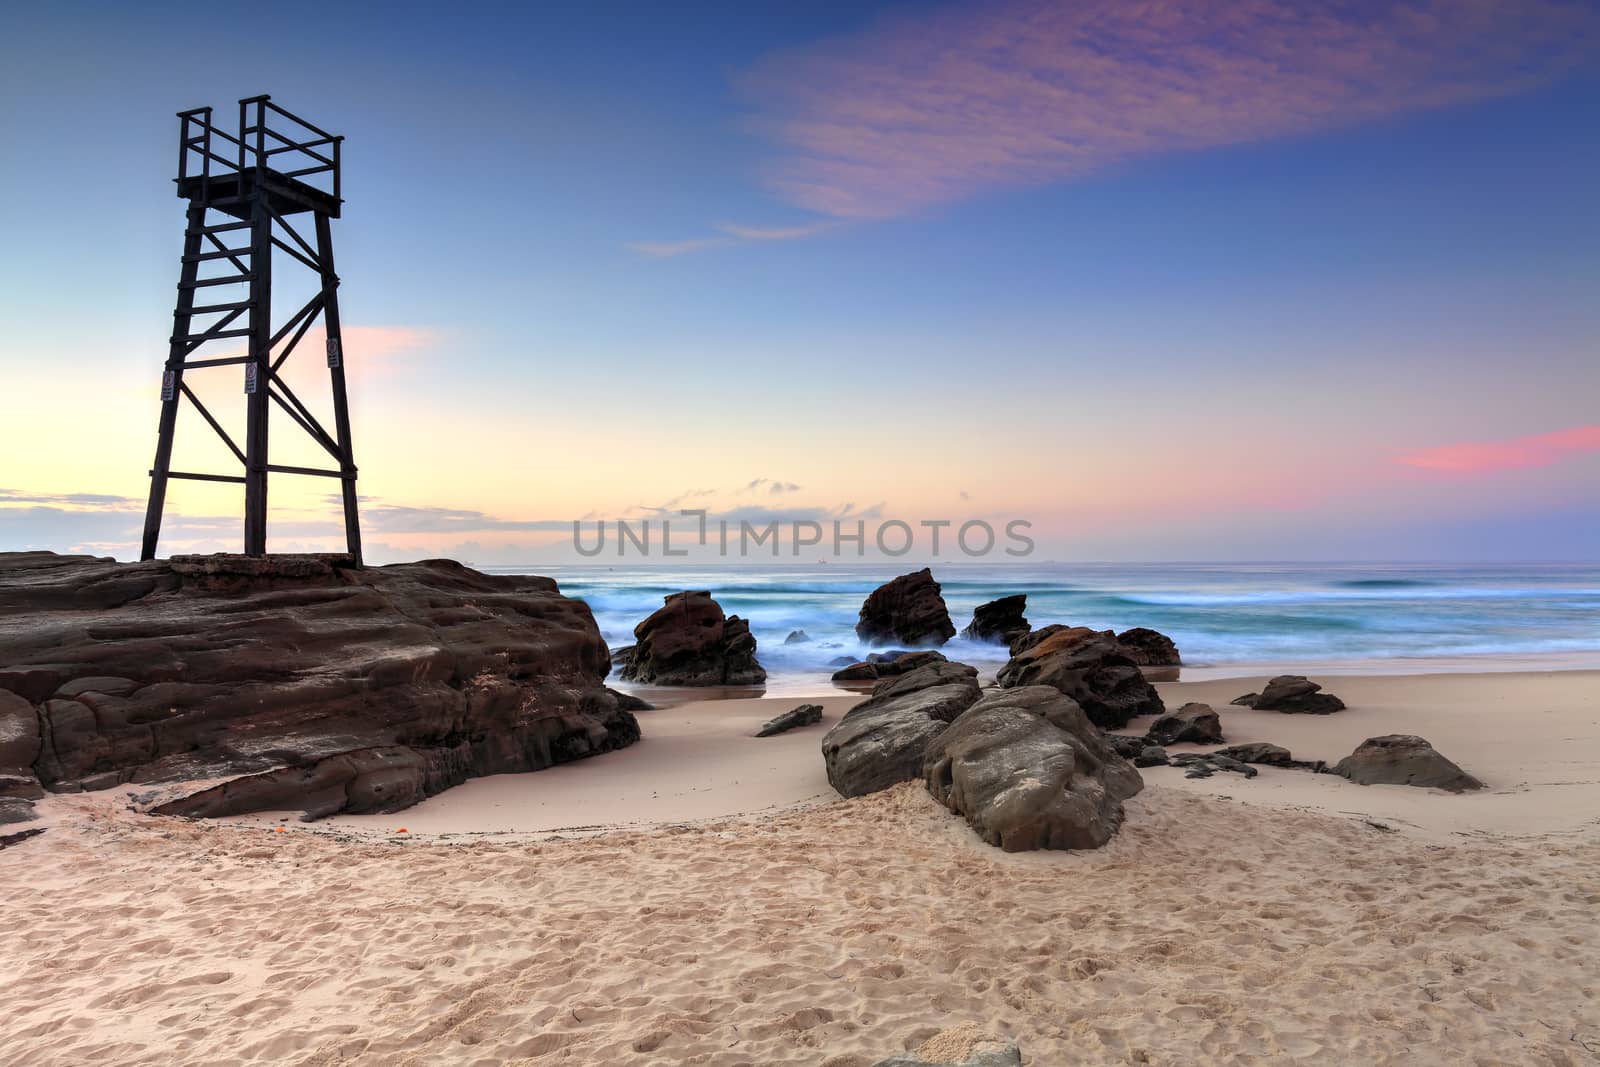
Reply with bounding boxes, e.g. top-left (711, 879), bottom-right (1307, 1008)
top-left (1, 0), bottom-right (1597, 564)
